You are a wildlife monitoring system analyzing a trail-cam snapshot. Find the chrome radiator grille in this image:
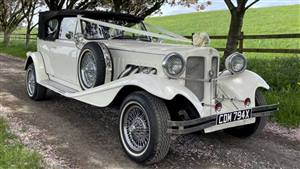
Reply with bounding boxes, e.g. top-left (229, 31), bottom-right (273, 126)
top-left (185, 57), bottom-right (205, 101)
top-left (211, 57), bottom-right (219, 98)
